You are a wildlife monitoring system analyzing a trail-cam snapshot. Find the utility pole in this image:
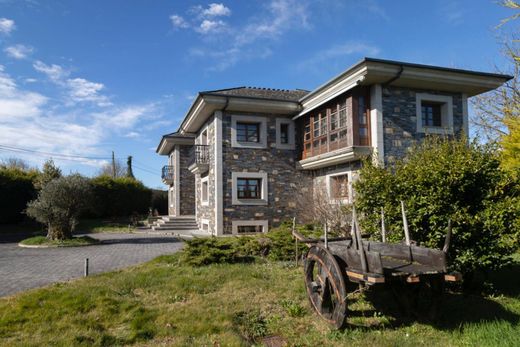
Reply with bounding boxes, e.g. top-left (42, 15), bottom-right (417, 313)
top-left (111, 151), bottom-right (116, 179)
